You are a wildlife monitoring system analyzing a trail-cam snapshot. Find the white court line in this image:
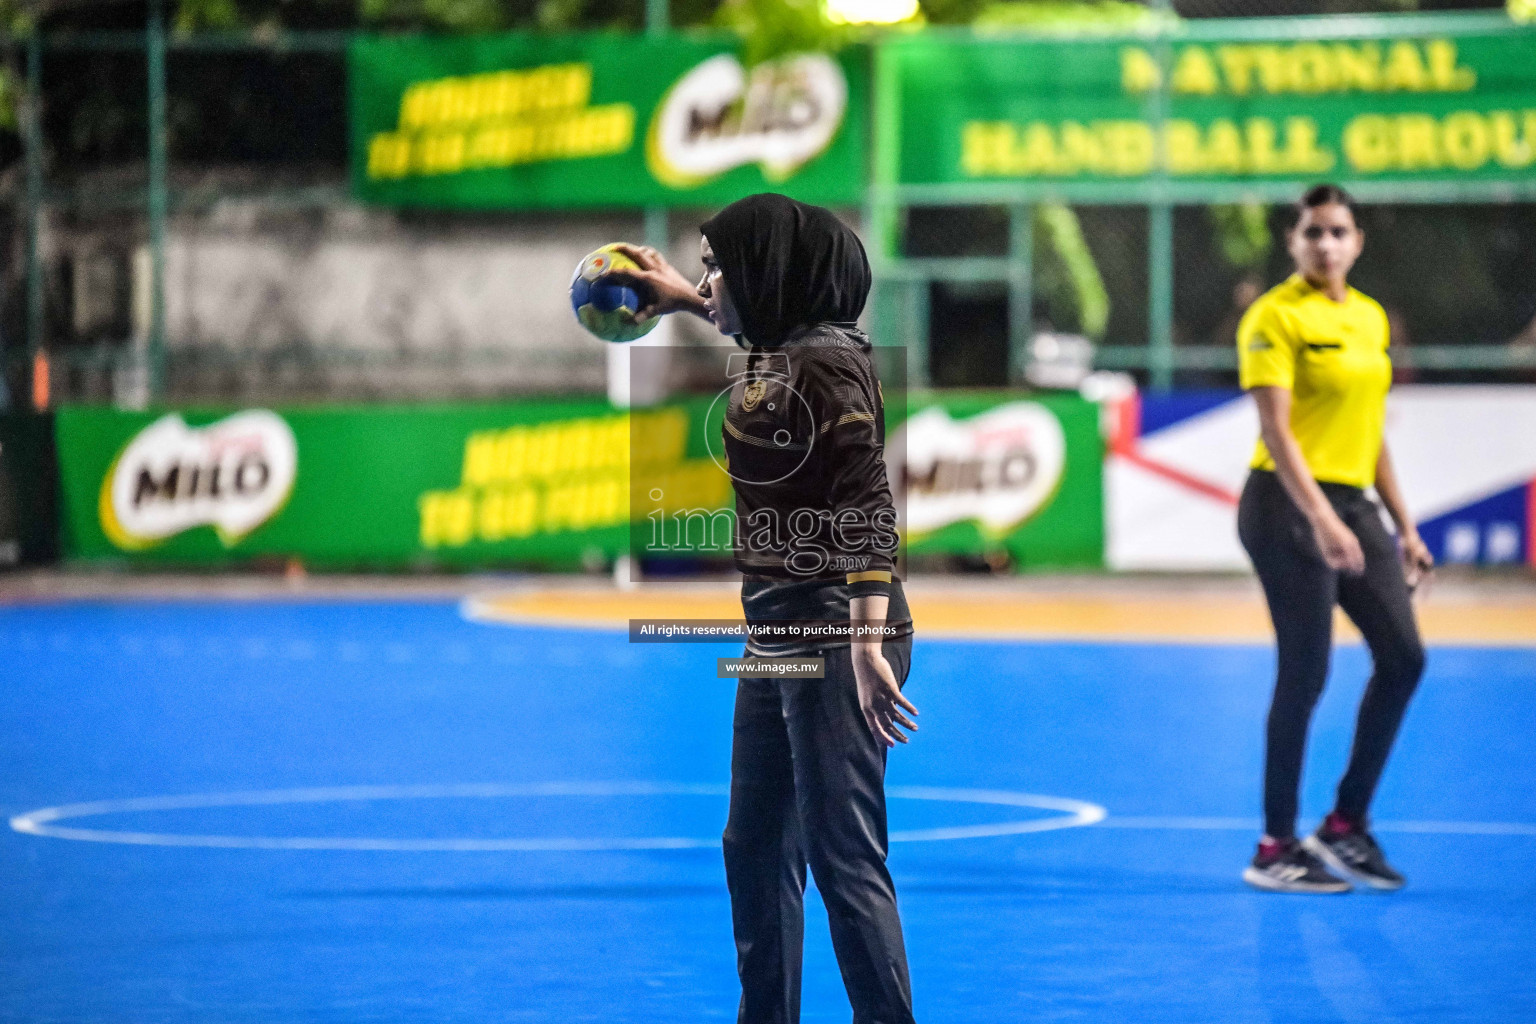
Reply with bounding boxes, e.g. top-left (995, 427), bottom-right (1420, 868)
top-left (1095, 816), bottom-right (1536, 836)
top-left (7, 783), bottom-right (1105, 852)
top-left (11, 785), bottom-right (1529, 850)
